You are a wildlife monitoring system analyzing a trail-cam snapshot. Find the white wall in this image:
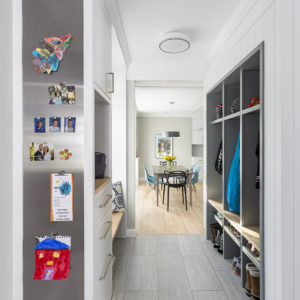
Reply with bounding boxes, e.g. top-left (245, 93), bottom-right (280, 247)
top-left (112, 29), bottom-right (127, 237)
top-left (203, 0), bottom-right (299, 299)
top-left (137, 117), bottom-right (192, 178)
top-left (126, 80), bottom-right (136, 236)
top-left (0, 0), bottom-right (13, 298)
